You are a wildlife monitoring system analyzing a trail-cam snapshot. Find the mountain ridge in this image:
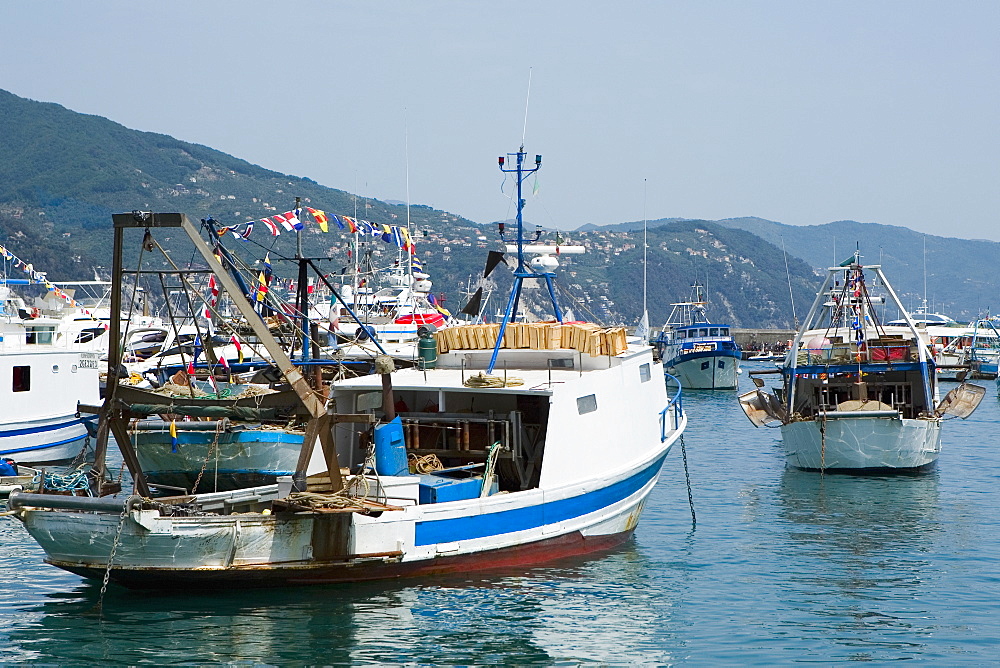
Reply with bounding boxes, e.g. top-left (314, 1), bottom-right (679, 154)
top-left (1, 87), bottom-right (996, 326)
